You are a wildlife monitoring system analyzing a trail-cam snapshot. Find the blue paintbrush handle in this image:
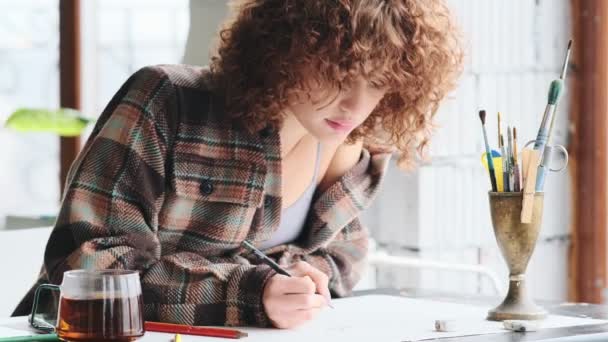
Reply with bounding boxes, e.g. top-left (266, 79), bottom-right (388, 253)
top-left (481, 126), bottom-right (498, 192)
top-left (482, 135), bottom-right (497, 192)
top-left (535, 145), bottom-right (555, 191)
top-left (535, 166), bottom-right (548, 192)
